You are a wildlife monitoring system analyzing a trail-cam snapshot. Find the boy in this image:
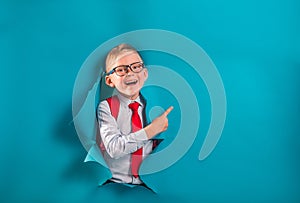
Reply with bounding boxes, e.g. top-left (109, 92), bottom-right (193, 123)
top-left (98, 43), bottom-right (173, 186)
